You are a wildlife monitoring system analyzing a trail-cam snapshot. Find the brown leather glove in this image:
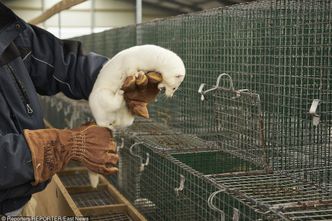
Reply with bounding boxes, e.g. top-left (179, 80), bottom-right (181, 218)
top-left (24, 123), bottom-right (118, 185)
top-left (122, 71), bottom-right (163, 118)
